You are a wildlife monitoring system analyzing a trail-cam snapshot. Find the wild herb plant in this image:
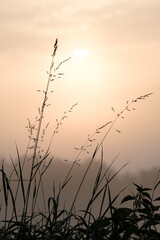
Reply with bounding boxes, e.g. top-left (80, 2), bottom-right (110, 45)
top-left (0, 39), bottom-right (159, 240)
